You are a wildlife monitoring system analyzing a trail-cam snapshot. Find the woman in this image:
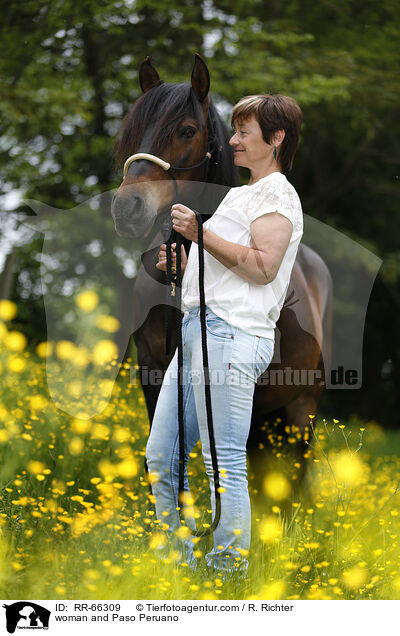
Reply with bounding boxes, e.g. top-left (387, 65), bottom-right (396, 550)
top-left (145, 94), bottom-right (303, 576)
